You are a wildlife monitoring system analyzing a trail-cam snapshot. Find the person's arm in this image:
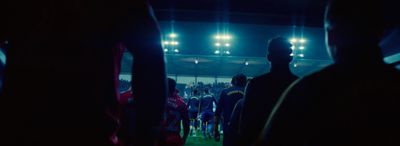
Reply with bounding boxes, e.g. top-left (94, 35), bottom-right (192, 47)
top-left (118, 1), bottom-right (167, 145)
top-left (214, 91), bottom-right (225, 141)
top-left (255, 79), bottom-right (308, 146)
top-left (238, 80), bottom-right (258, 145)
top-left (181, 106), bottom-right (190, 144)
top-left (228, 99), bottom-right (244, 145)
